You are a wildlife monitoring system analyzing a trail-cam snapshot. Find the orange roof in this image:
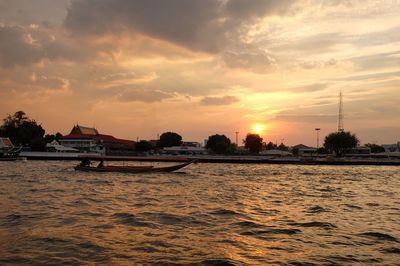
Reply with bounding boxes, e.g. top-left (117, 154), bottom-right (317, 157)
top-left (61, 134), bottom-right (135, 146)
top-left (70, 125), bottom-right (99, 135)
